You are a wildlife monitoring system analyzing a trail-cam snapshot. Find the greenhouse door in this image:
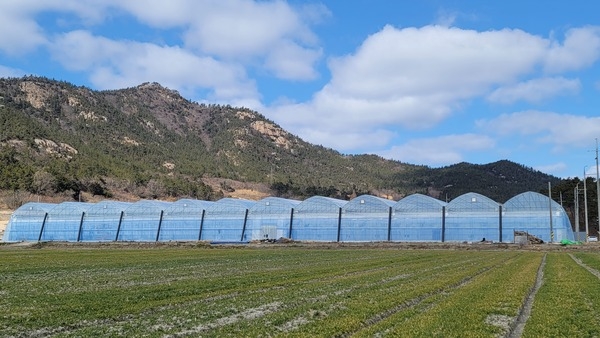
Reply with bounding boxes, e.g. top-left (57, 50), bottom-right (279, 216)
top-left (260, 226), bottom-right (277, 240)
